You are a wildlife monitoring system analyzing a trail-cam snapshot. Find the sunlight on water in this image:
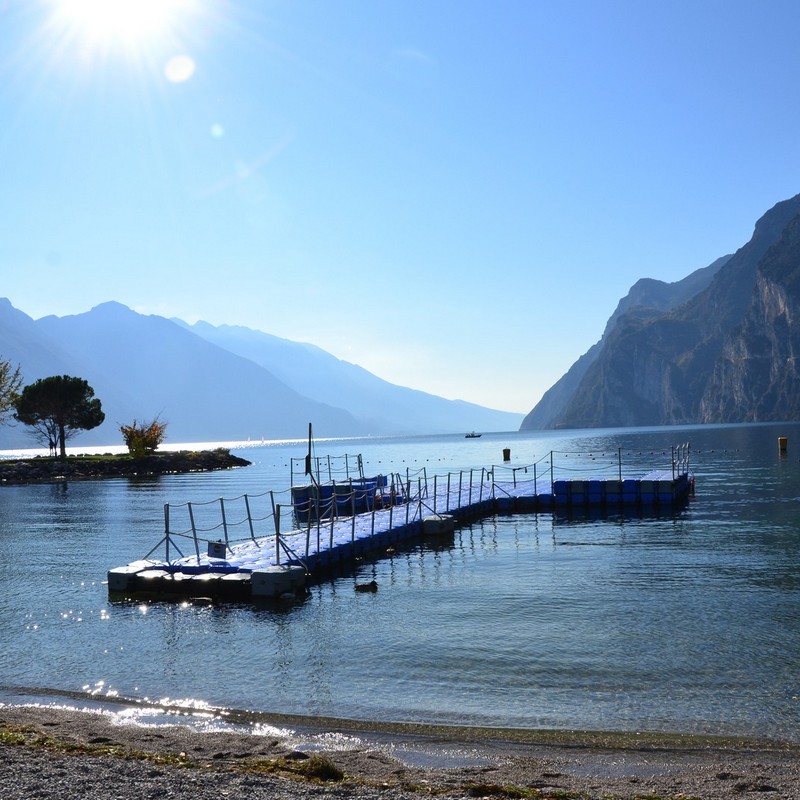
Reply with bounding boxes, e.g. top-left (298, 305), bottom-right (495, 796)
top-left (1, 424), bottom-right (800, 742)
top-left (0, 437), bottom-right (307, 459)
